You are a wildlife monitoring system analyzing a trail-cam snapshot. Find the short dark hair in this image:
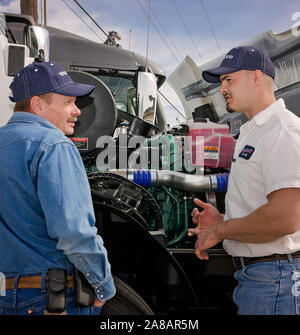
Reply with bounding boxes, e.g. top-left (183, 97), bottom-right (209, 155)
top-left (13, 98), bottom-right (32, 112)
